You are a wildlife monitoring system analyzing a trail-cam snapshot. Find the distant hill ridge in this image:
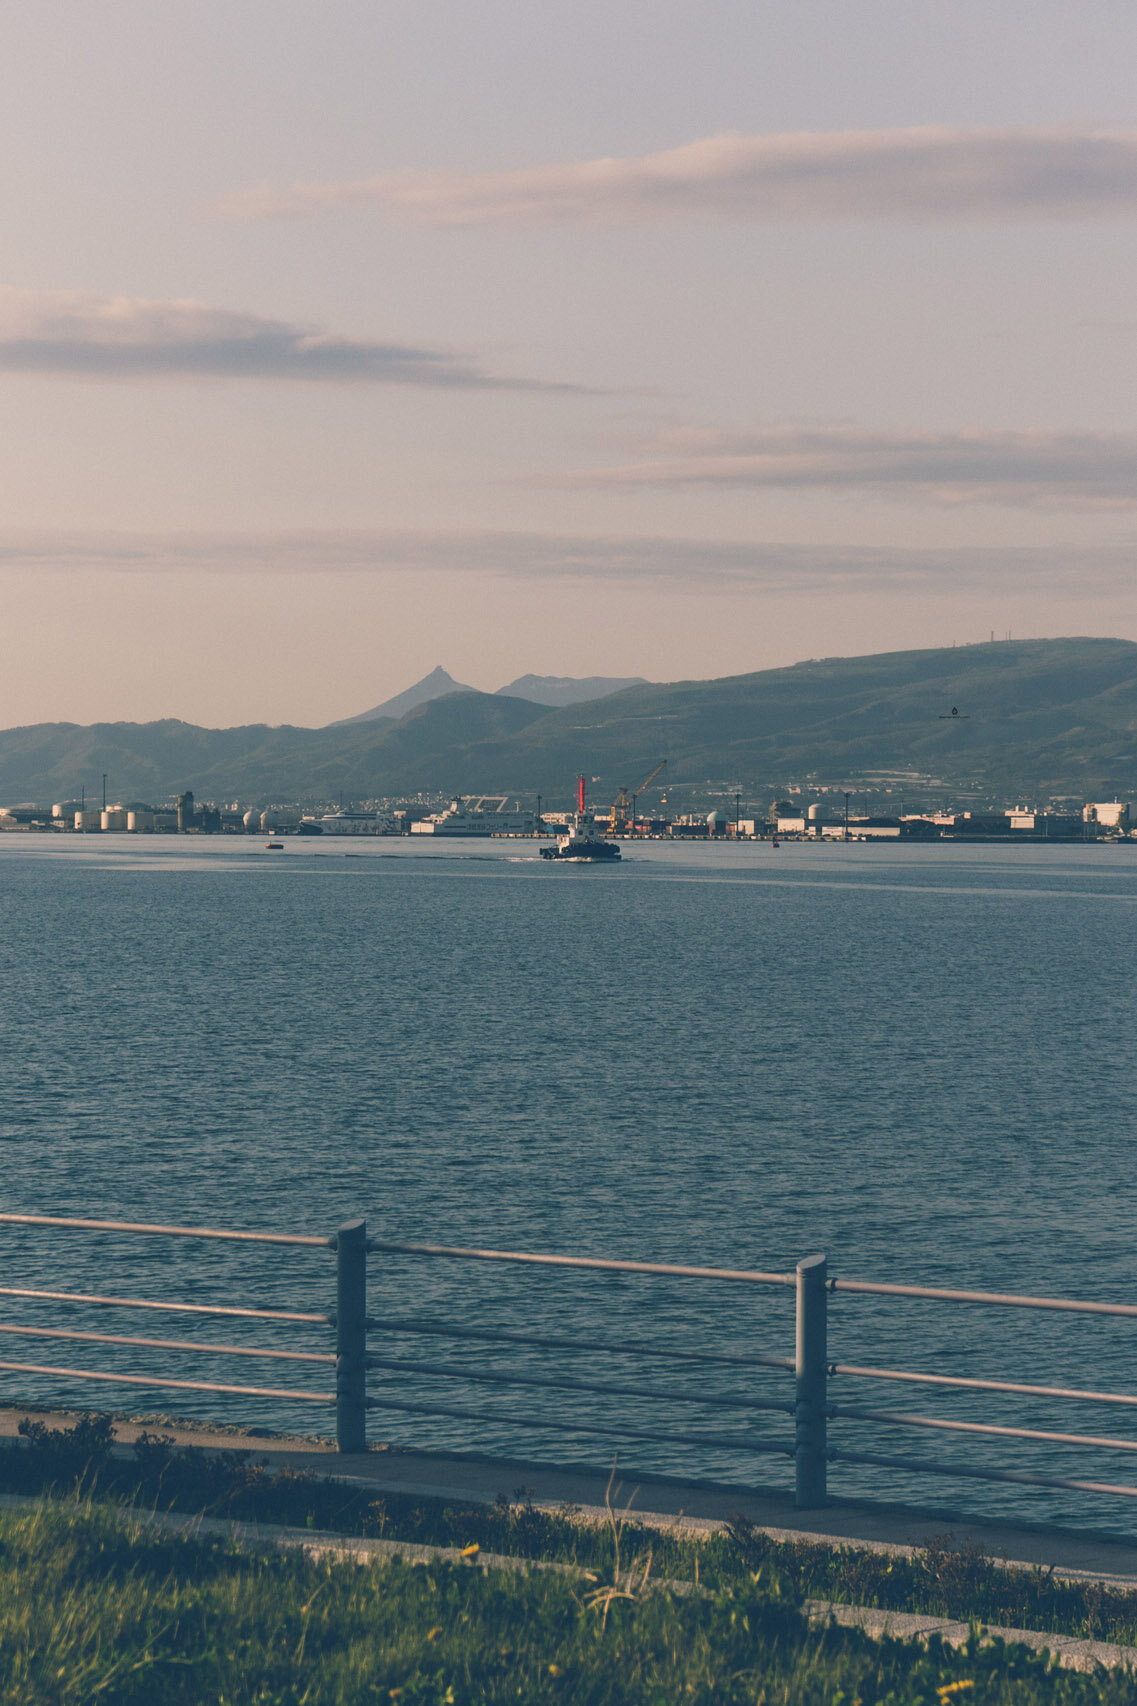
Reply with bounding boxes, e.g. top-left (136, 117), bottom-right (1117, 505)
top-left (2, 638), bottom-right (1135, 806)
top-left (495, 673), bottom-right (647, 706)
top-left (329, 667), bottom-right (648, 725)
